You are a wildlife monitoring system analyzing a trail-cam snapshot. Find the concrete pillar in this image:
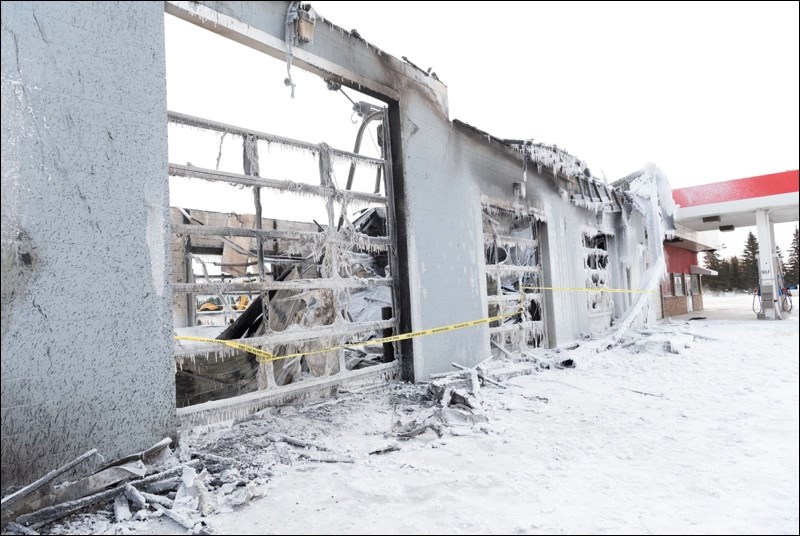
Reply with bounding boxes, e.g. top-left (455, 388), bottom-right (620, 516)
top-left (755, 209), bottom-right (781, 319)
